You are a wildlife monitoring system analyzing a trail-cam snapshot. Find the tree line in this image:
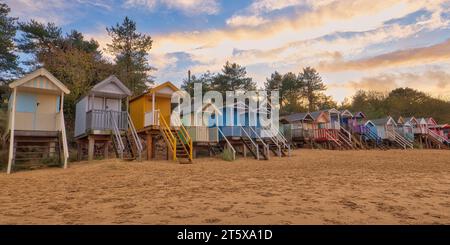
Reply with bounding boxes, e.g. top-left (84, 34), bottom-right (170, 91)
top-left (1, 1), bottom-right (449, 143)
